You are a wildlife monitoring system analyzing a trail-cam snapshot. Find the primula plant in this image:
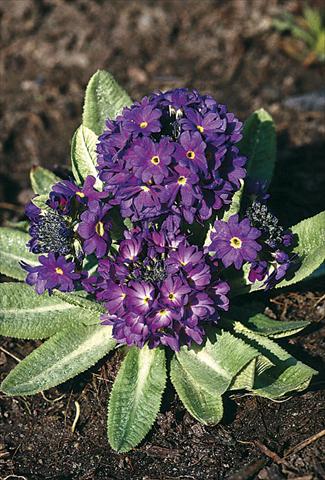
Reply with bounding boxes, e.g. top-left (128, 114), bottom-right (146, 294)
top-left (1, 71), bottom-right (324, 453)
